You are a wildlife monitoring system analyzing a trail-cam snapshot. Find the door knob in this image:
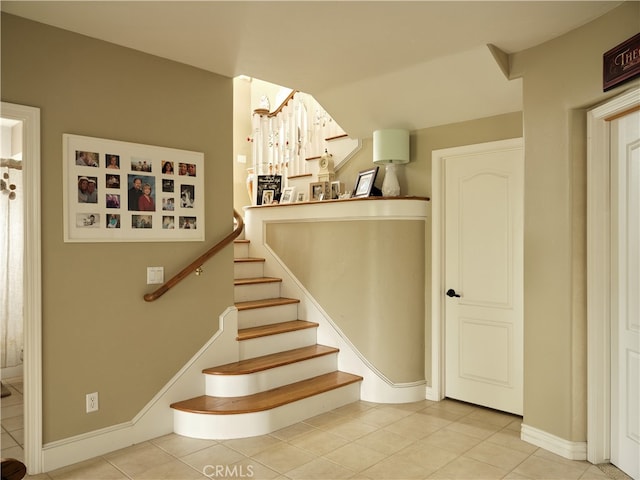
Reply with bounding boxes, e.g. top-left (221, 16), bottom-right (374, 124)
top-left (446, 289), bottom-right (461, 298)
